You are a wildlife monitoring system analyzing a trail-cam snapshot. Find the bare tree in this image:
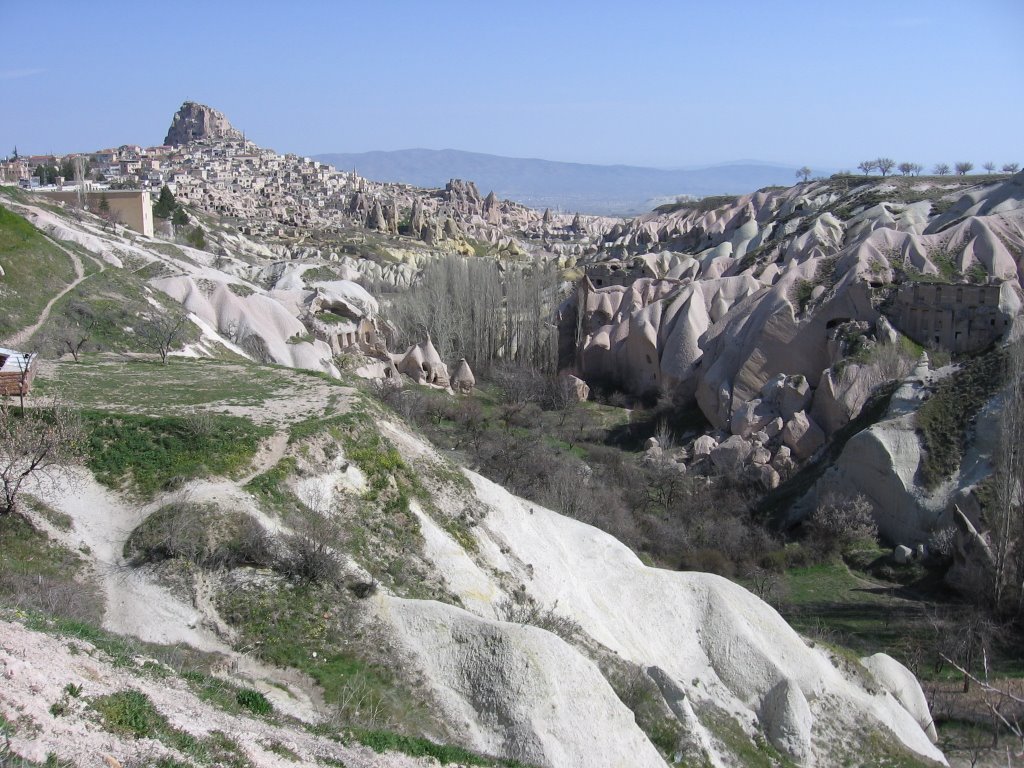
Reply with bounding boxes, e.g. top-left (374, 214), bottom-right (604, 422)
top-left (941, 653), bottom-right (1024, 759)
top-left (0, 397), bottom-right (86, 514)
top-left (858, 160), bottom-right (877, 175)
top-left (796, 166), bottom-right (812, 182)
top-left (876, 157), bottom-right (896, 177)
top-left (934, 163), bottom-right (951, 176)
top-left (386, 255), bottom-right (558, 375)
top-left (138, 311), bottom-right (190, 365)
top-left (898, 162), bottom-right (915, 176)
top-left (910, 162), bottom-right (924, 176)
top-left (955, 161), bottom-right (975, 176)
top-left (49, 309), bottom-right (99, 363)
top-left (1002, 163), bottom-right (1019, 174)
top-left (982, 162), bottom-right (996, 174)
